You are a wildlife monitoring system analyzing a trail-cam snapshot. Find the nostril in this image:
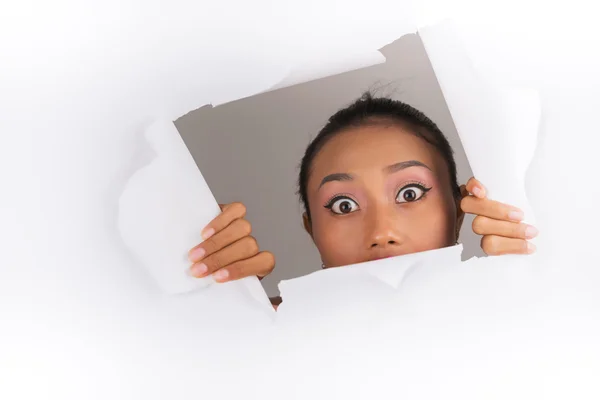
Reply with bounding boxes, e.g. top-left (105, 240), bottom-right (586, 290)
top-left (372, 240), bottom-right (397, 248)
